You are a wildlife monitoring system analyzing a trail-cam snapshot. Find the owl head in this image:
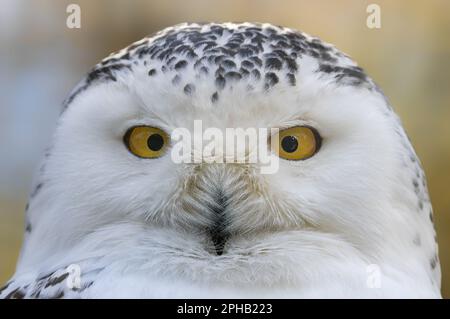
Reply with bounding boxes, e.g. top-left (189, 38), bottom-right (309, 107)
top-left (18, 23), bottom-right (439, 291)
